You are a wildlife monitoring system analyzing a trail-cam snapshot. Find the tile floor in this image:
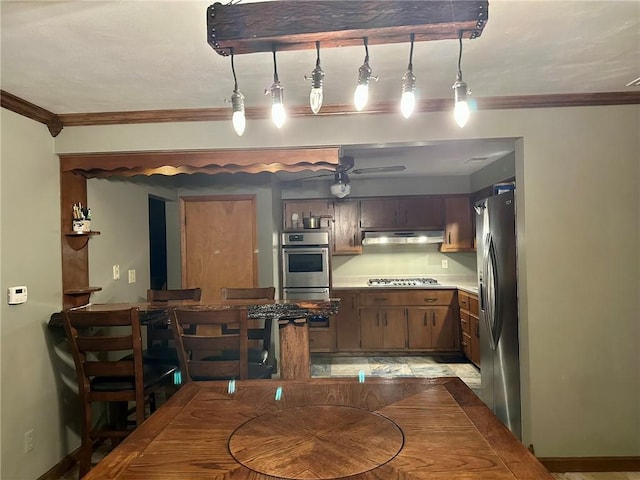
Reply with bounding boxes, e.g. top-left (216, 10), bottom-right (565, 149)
top-left (57, 355), bottom-right (638, 480)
